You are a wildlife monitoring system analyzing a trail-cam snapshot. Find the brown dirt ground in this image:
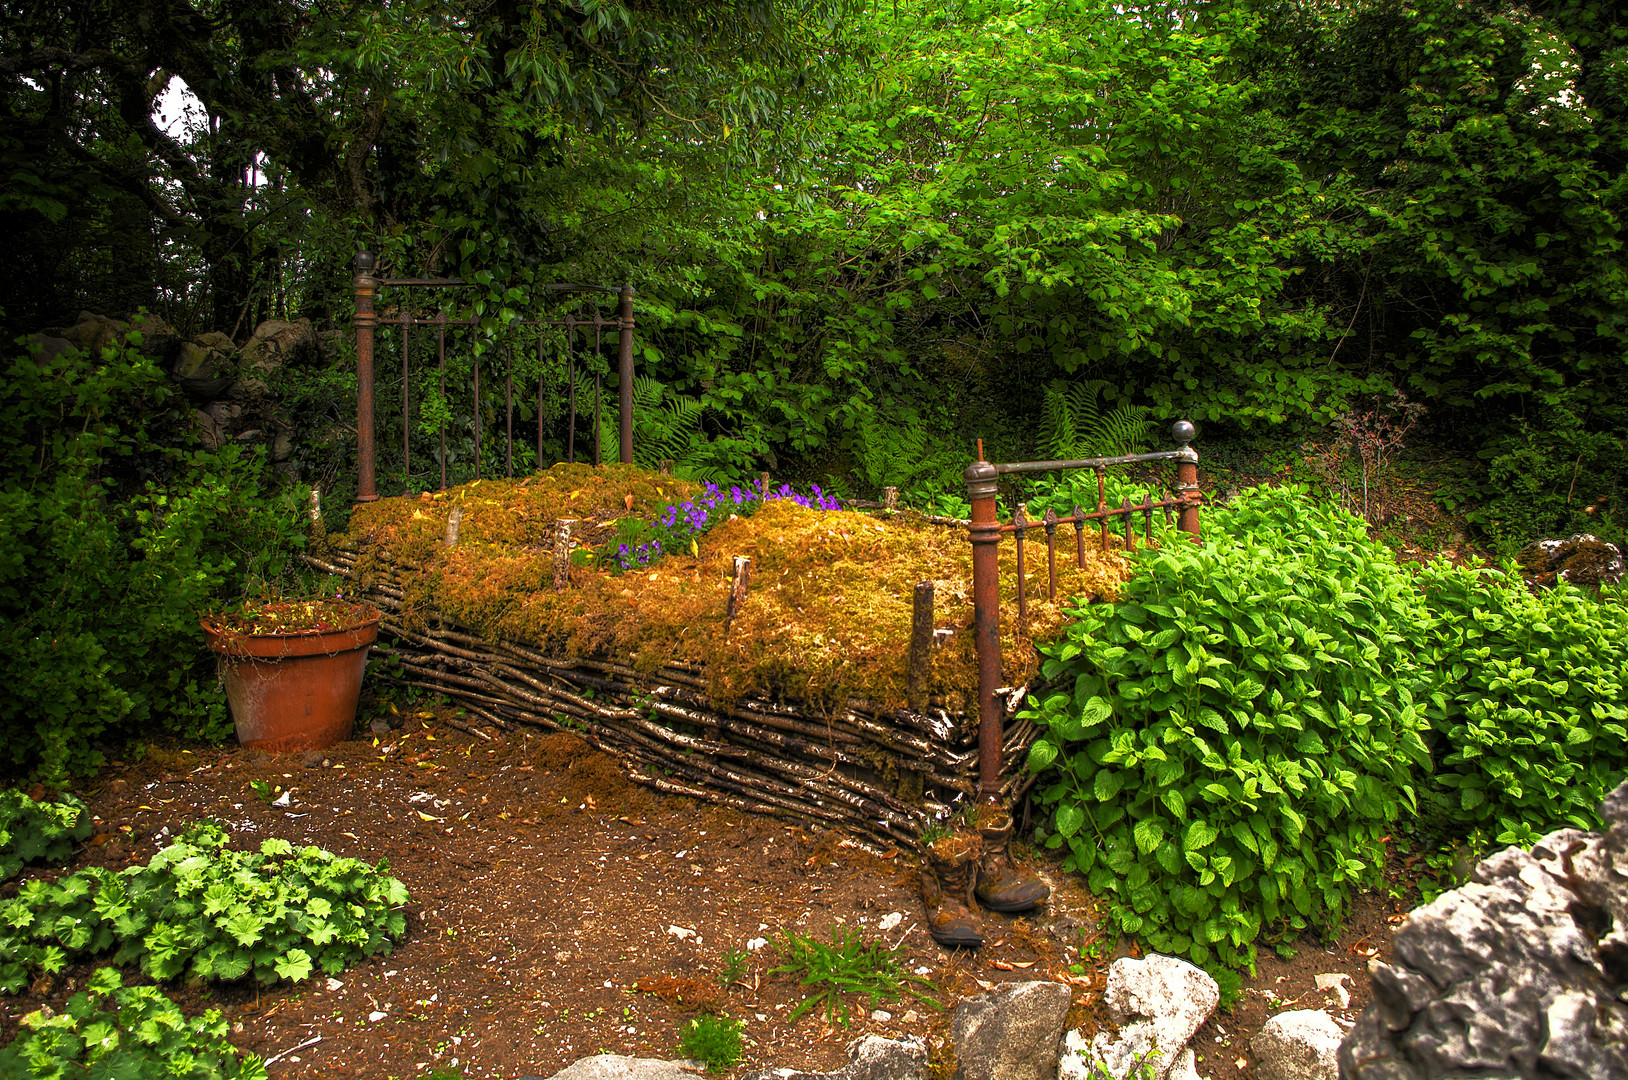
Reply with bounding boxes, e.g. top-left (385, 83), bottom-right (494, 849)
top-left (0, 708), bottom-right (1407, 1080)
